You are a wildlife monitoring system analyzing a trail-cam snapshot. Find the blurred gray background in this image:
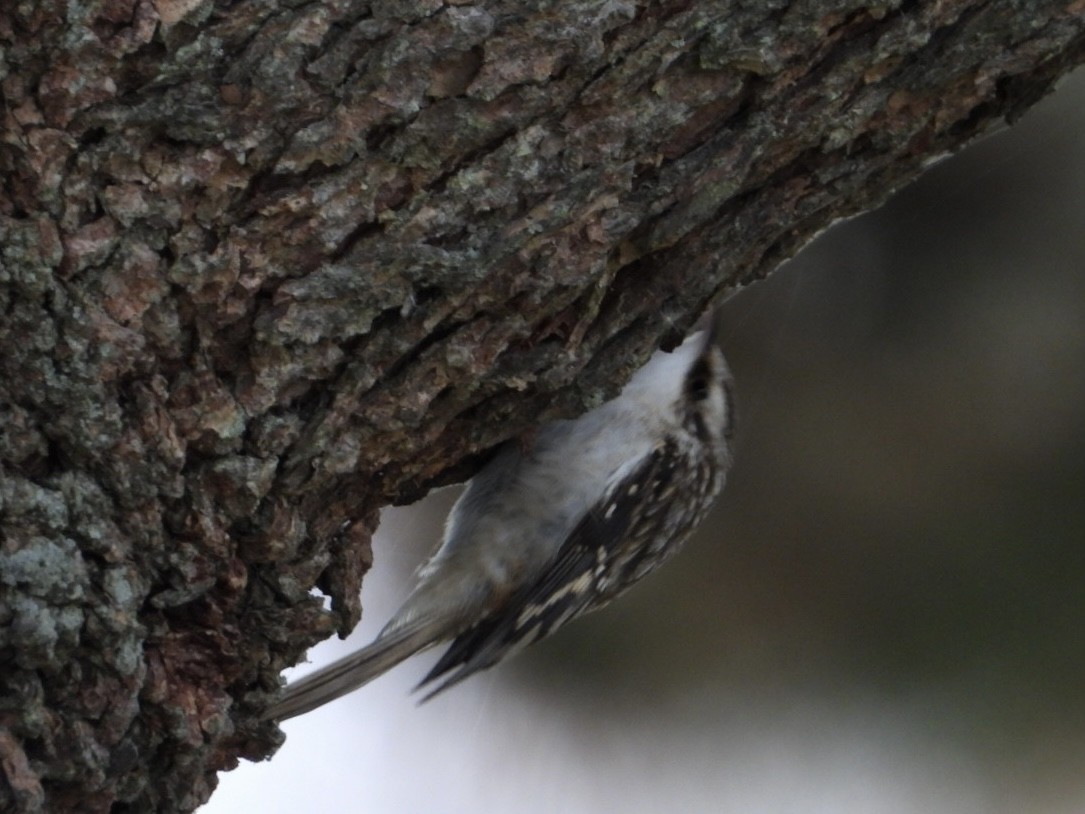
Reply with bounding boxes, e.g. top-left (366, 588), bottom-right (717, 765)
top-left (210, 70), bottom-right (1085, 813)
